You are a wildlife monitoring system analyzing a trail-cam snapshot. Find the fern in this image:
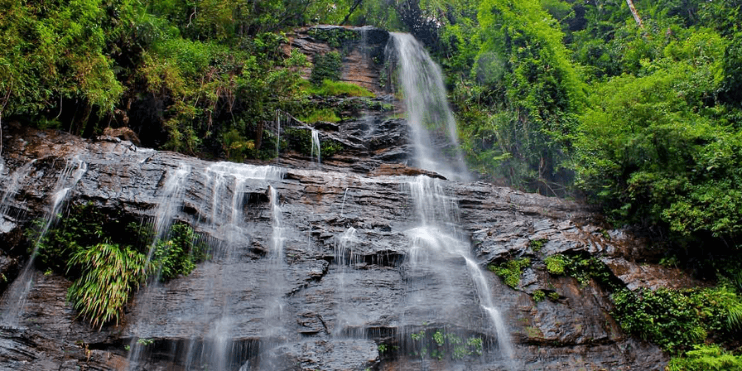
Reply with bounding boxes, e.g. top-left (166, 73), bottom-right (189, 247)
top-left (727, 303), bottom-right (742, 331)
top-left (66, 243), bottom-right (148, 330)
top-left (667, 344), bottom-right (742, 371)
